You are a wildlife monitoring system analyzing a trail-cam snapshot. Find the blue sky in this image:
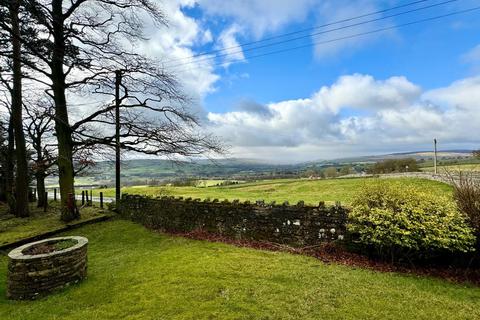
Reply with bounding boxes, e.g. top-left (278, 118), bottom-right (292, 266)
top-left (143, 0), bottom-right (480, 163)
